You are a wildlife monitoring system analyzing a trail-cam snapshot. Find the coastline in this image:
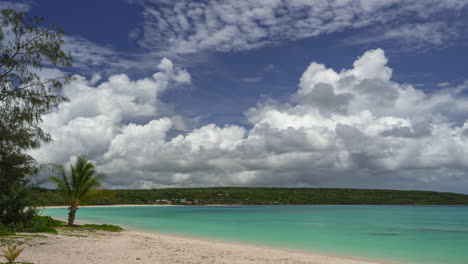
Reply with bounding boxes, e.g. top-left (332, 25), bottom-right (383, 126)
top-left (18, 226), bottom-right (399, 264)
top-left (32, 213), bottom-right (402, 264)
top-left (40, 204), bottom-right (247, 209)
top-left (40, 204), bottom-right (178, 209)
